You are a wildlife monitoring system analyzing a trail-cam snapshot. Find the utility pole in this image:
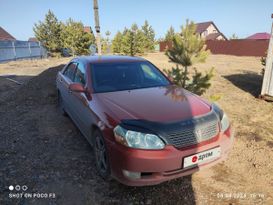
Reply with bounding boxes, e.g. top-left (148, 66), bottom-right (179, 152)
top-left (261, 14), bottom-right (273, 97)
top-left (93, 0), bottom-right (102, 55)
